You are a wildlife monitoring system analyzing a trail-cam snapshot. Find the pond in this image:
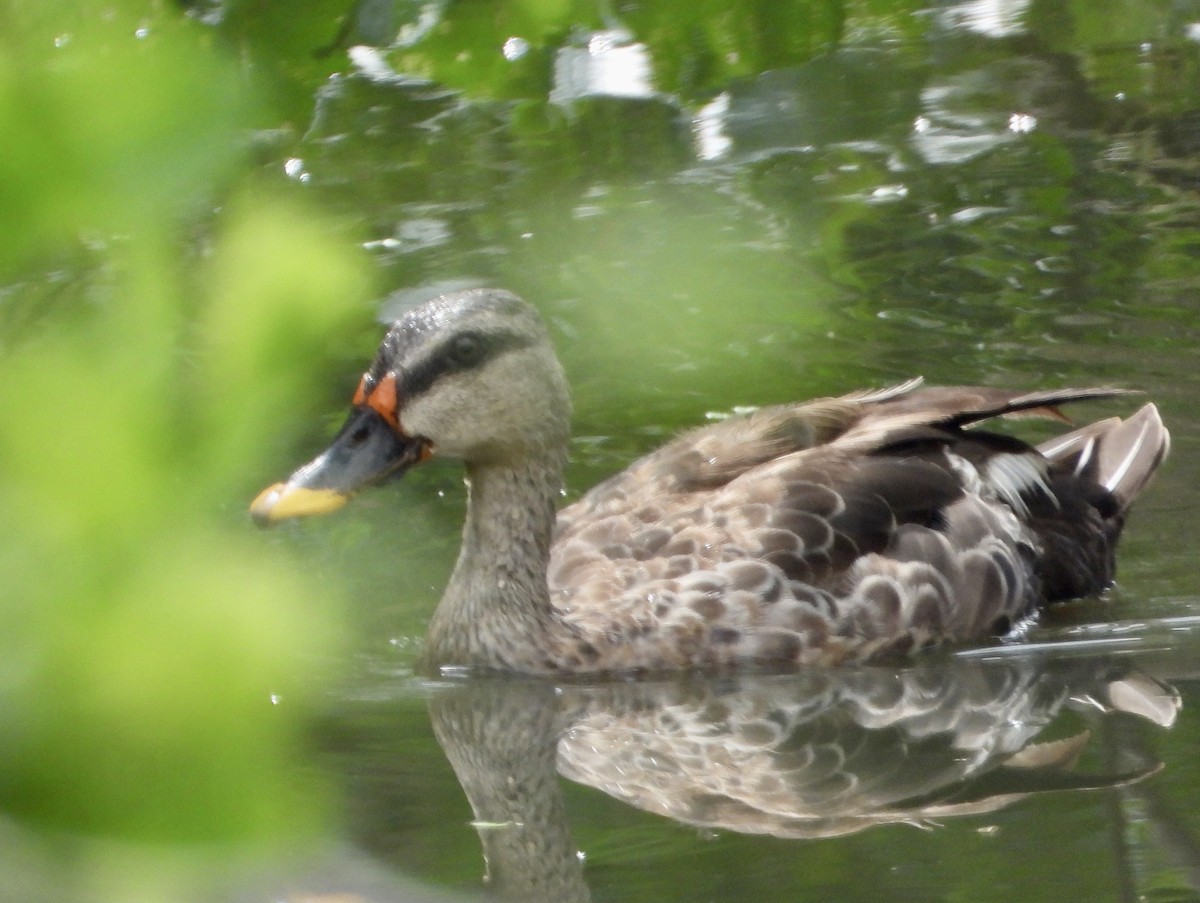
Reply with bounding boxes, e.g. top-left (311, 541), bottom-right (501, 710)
top-left (8, 1), bottom-right (1200, 901)
top-left (223, 2), bottom-right (1200, 900)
